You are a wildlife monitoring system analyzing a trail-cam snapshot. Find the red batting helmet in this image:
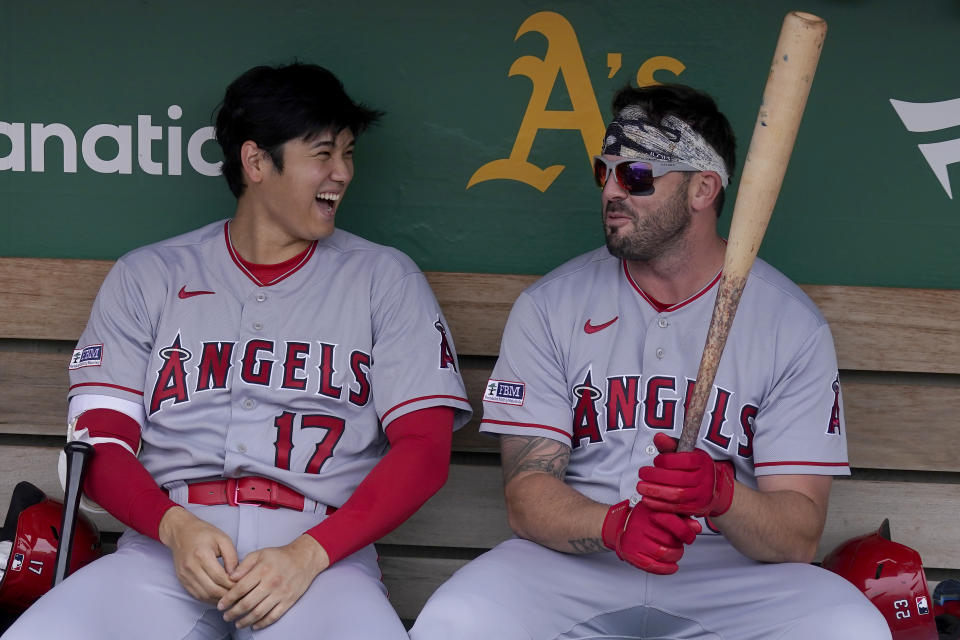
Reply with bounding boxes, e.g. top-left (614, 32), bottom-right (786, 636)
top-left (821, 519), bottom-right (938, 640)
top-left (0, 482), bottom-right (101, 613)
